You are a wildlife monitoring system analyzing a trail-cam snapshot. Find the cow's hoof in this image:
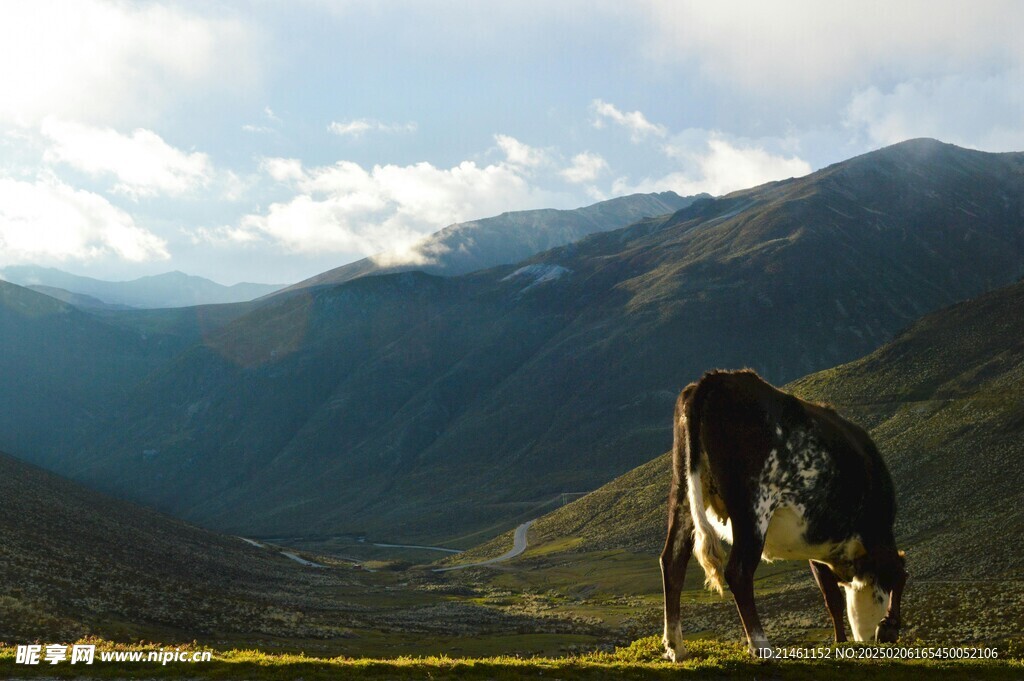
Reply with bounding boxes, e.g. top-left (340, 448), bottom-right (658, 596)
top-left (748, 634), bottom-right (773, 659)
top-left (875, 618), bottom-right (899, 643)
